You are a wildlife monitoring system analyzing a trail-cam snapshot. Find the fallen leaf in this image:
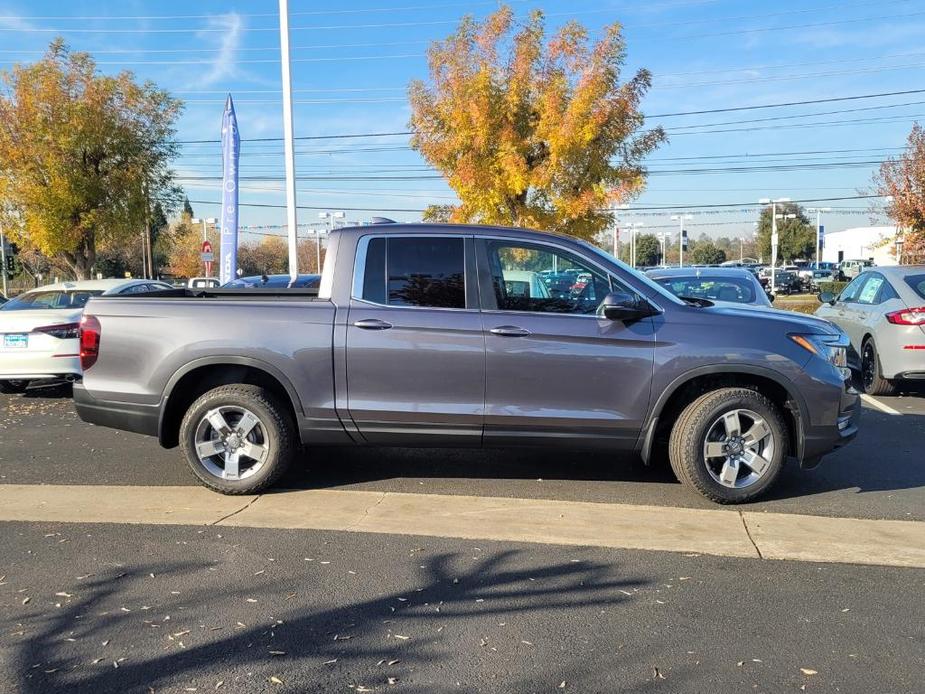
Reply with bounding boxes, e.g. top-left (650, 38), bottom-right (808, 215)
top-left (653, 667), bottom-right (665, 679)
top-left (323, 659), bottom-right (337, 665)
top-left (388, 677), bottom-right (398, 685)
top-left (800, 668), bottom-right (818, 676)
top-left (21, 597), bottom-right (31, 605)
top-left (387, 659), bottom-right (400, 666)
top-left (559, 683), bottom-right (567, 689)
top-left (269, 651), bottom-right (286, 656)
top-left (393, 634), bottom-right (409, 640)
top-left (269, 676), bottom-right (283, 684)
